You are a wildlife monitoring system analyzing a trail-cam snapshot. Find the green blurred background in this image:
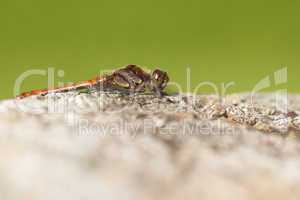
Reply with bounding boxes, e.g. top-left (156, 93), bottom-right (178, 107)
top-left (0, 0), bottom-right (299, 99)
